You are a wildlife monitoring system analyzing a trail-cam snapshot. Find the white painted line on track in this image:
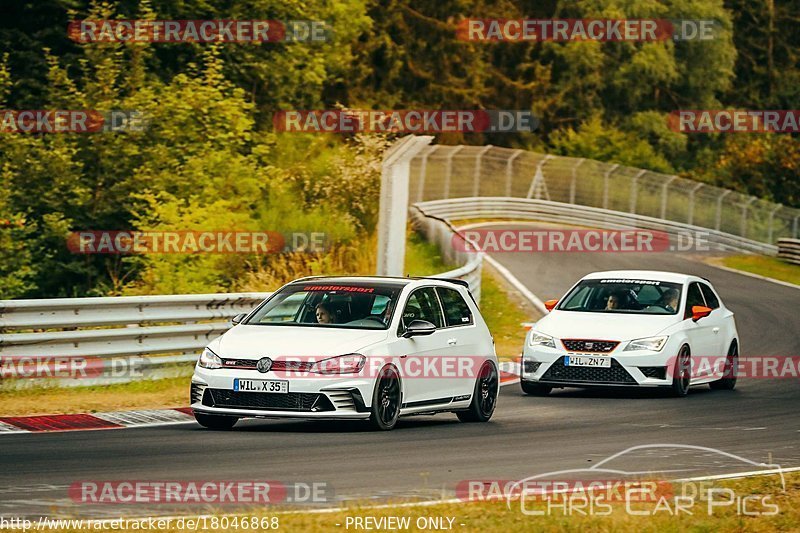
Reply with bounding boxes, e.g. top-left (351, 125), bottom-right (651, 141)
top-left (483, 255), bottom-right (548, 315)
top-left (456, 222), bottom-right (548, 315)
top-left (704, 261), bottom-right (800, 290)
